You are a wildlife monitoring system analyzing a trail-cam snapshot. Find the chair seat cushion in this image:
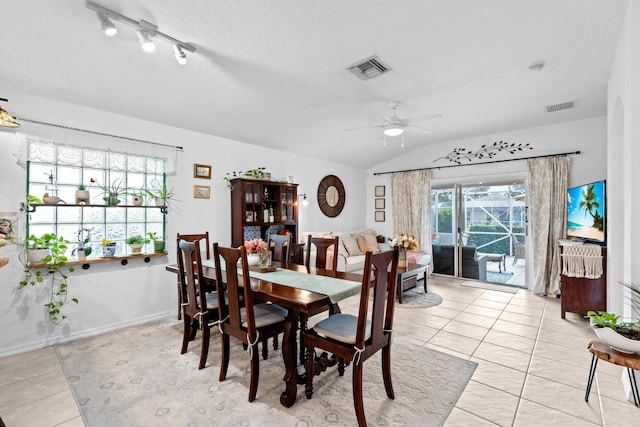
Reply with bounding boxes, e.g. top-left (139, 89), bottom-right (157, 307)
top-left (242, 303), bottom-right (288, 328)
top-left (204, 292), bottom-right (230, 310)
top-left (313, 313), bottom-right (371, 344)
